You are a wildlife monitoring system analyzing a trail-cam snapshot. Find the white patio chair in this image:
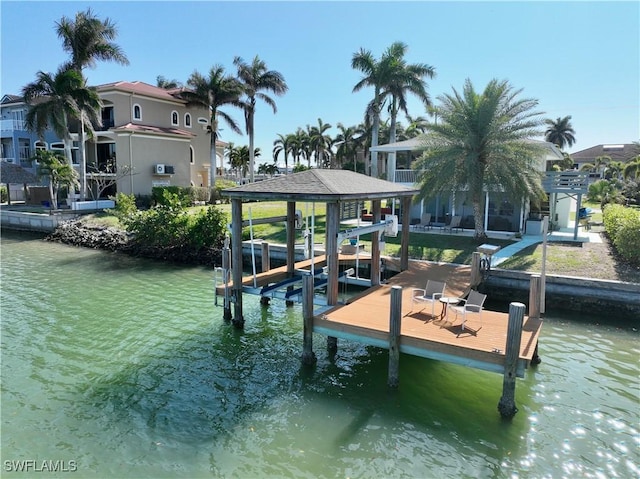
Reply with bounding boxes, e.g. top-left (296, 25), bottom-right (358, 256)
top-left (411, 280), bottom-right (446, 316)
top-left (451, 290), bottom-right (487, 330)
top-left (418, 212), bottom-right (432, 230)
